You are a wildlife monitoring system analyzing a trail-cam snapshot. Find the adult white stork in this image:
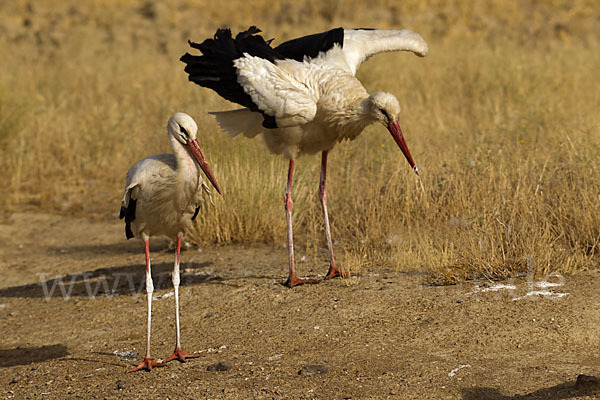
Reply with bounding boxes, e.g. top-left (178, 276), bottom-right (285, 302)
top-left (181, 26), bottom-right (427, 287)
top-left (119, 112), bottom-right (221, 372)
